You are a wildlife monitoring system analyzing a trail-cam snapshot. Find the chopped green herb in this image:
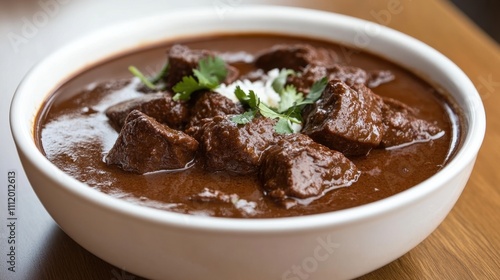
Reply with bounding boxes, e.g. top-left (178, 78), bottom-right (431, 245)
top-left (173, 56), bottom-right (227, 101)
top-left (149, 62), bottom-right (170, 84)
top-left (194, 56), bottom-right (227, 87)
top-left (231, 74), bottom-right (328, 134)
top-left (271, 69), bottom-right (295, 94)
top-left (234, 86), bottom-right (259, 108)
top-left (172, 76), bottom-right (207, 100)
top-left (257, 102), bottom-right (280, 119)
top-left (278, 84), bottom-right (304, 113)
top-left (271, 69), bottom-right (303, 113)
top-left (232, 86), bottom-right (302, 134)
top-left (231, 110), bottom-right (256, 124)
top-left (274, 118), bottom-right (294, 134)
top-left (128, 66), bottom-right (157, 90)
top-left (128, 61), bottom-right (170, 90)
top-left (300, 77), bottom-right (328, 105)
